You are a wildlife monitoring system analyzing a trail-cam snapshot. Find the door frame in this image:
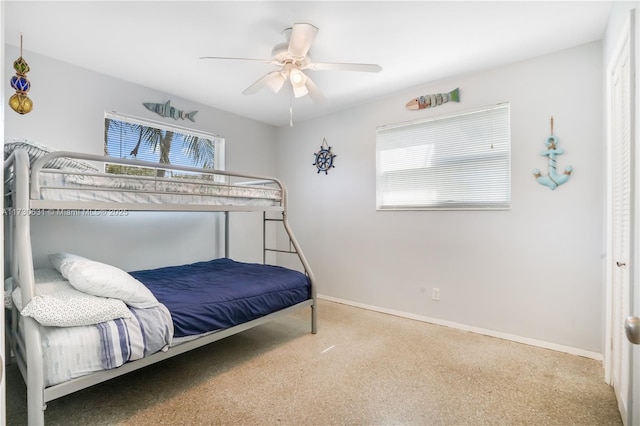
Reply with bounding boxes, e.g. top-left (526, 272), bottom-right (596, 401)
top-left (629, 9), bottom-right (638, 425)
top-left (605, 8), bottom-right (638, 426)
